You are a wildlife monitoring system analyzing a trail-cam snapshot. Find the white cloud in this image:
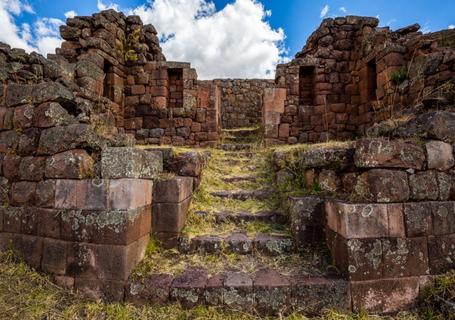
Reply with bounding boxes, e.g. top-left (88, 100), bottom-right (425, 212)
top-left (449, 25), bottom-right (455, 30)
top-left (131, 0), bottom-right (287, 79)
top-left (339, 6), bottom-right (347, 13)
top-left (0, 0), bottom-right (288, 78)
top-left (0, 0), bottom-right (36, 51)
top-left (97, 0), bottom-right (120, 11)
top-left (320, 4), bottom-right (329, 18)
top-left (64, 10), bottom-right (77, 19)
